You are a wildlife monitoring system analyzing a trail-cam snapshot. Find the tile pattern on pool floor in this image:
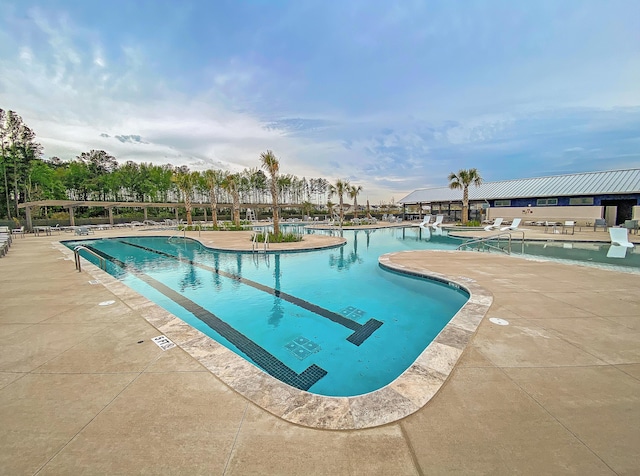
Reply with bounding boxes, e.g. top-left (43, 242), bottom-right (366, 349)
top-left (285, 337), bottom-right (321, 361)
